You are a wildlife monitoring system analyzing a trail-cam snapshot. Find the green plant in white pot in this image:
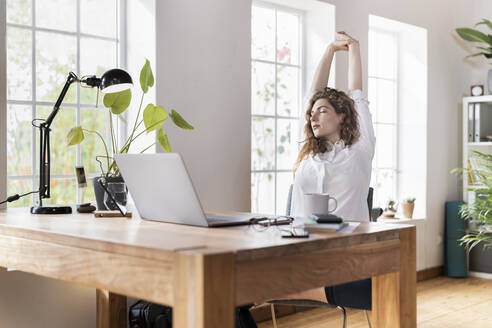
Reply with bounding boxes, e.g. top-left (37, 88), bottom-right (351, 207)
top-left (452, 150), bottom-right (492, 251)
top-left (456, 19), bottom-right (492, 93)
top-left (66, 59), bottom-right (194, 209)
